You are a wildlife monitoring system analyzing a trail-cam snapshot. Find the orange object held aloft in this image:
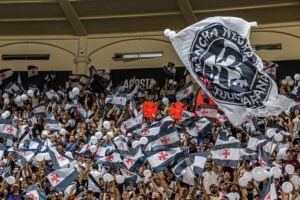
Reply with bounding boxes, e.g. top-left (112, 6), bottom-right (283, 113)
top-left (170, 103), bottom-right (187, 120)
top-left (143, 101), bottom-right (158, 119)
